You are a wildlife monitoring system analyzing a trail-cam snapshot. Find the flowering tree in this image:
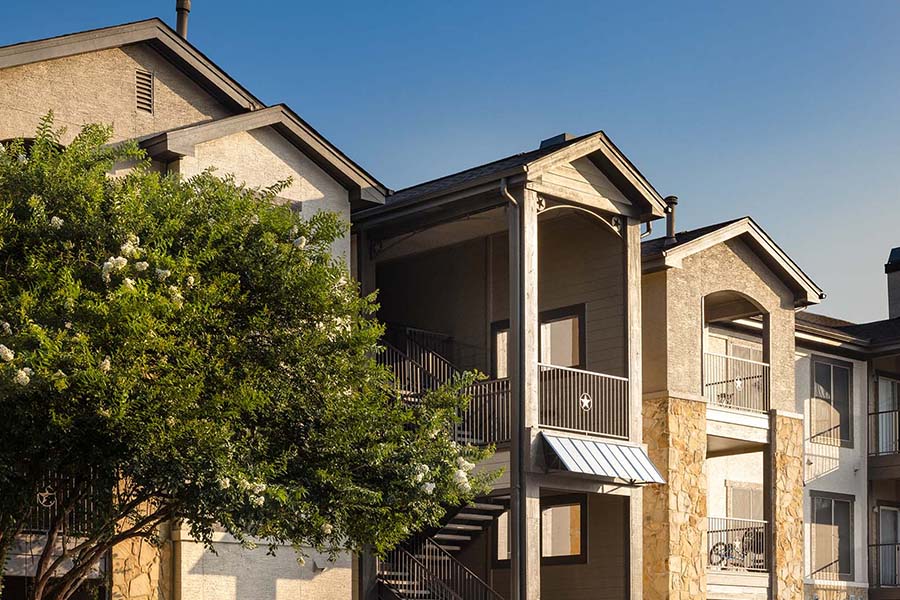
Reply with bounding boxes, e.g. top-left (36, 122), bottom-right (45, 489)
top-left (0, 117), bottom-right (492, 600)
